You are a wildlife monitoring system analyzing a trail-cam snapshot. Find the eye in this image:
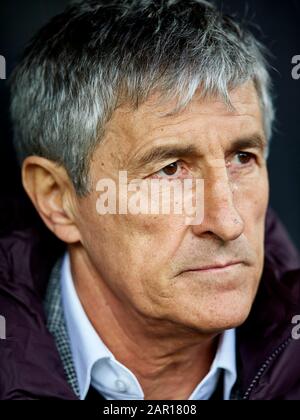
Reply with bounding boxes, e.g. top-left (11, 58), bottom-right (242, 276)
top-left (159, 162), bottom-right (179, 176)
top-left (229, 152), bottom-right (256, 167)
top-left (154, 161), bottom-right (186, 178)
